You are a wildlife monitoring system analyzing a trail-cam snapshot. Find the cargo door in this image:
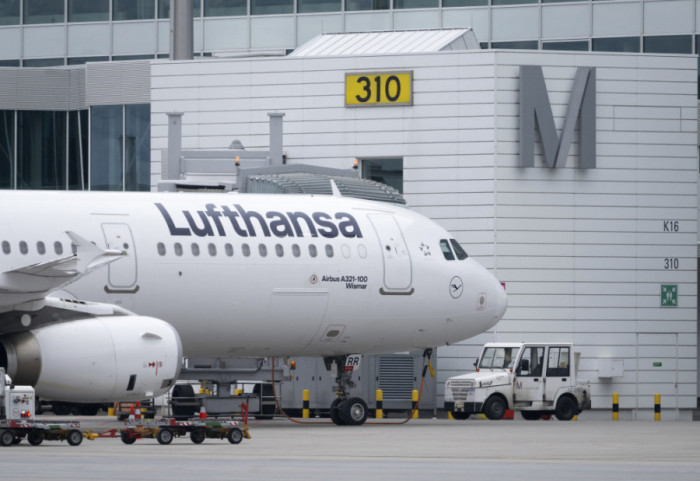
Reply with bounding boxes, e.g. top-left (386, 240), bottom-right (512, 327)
top-left (101, 223), bottom-right (138, 291)
top-left (368, 214), bottom-right (412, 292)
